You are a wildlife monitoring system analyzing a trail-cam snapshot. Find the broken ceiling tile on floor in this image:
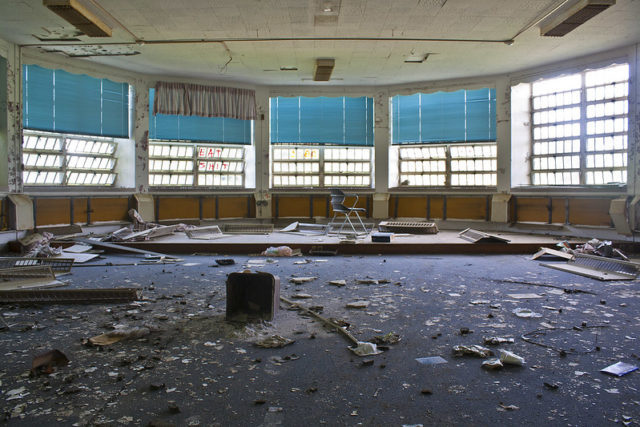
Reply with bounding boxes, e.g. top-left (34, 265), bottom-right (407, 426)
top-left (458, 228), bottom-right (510, 243)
